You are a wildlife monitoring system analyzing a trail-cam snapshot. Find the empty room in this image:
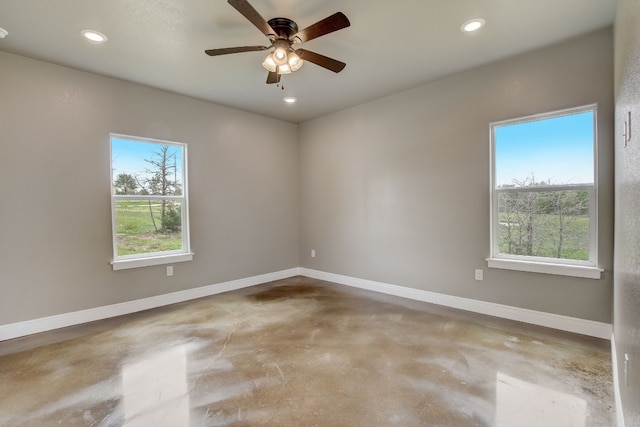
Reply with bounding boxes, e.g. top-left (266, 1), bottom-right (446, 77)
top-left (0, 0), bottom-right (638, 426)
